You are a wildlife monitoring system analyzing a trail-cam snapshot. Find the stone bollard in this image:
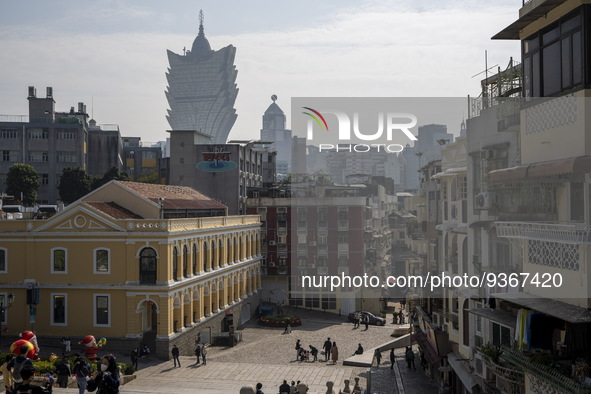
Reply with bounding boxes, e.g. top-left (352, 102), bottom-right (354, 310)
top-left (326, 380), bottom-right (335, 394)
top-left (297, 383), bottom-right (309, 393)
top-left (240, 386), bottom-right (255, 394)
top-left (353, 377), bottom-right (361, 393)
top-left (343, 379), bottom-right (351, 393)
